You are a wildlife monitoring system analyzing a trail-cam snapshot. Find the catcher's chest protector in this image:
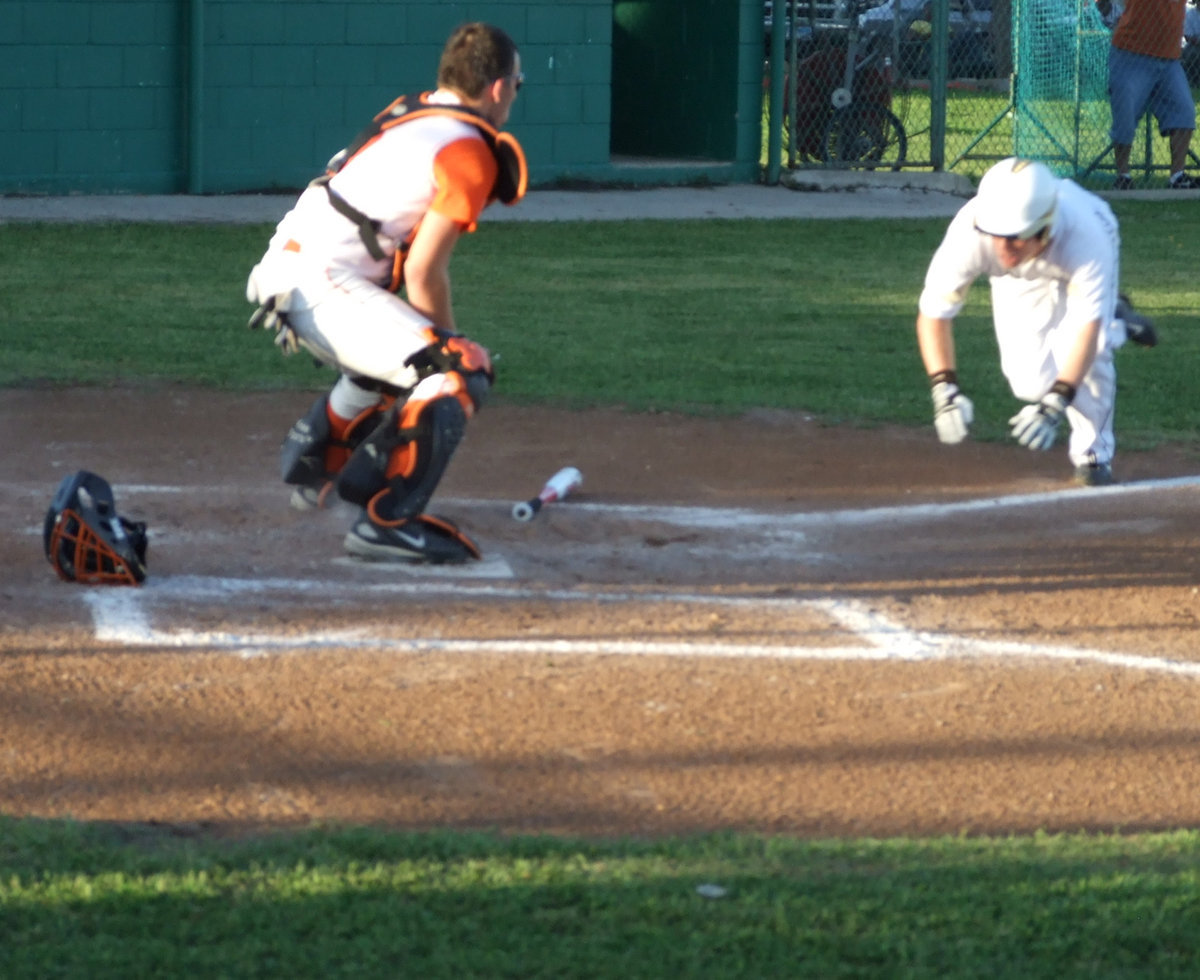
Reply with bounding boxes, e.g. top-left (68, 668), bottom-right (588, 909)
top-left (312, 92), bottom-right (528, 263)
